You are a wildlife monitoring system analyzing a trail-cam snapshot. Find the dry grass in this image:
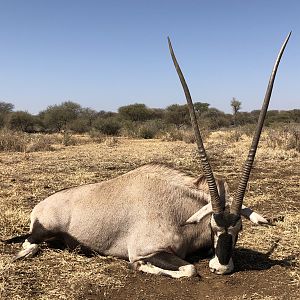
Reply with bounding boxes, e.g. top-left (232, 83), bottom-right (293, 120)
top-left (266, 124), bottom-right (300, 151)
top-left (0, 129), bottom-right (124, 153)
top-left (0, 132), bottom-right (299, 299)
top-left (161, 128), bottom-right (210, 144)
top-left (0, 129), bottom-right (29, 152)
